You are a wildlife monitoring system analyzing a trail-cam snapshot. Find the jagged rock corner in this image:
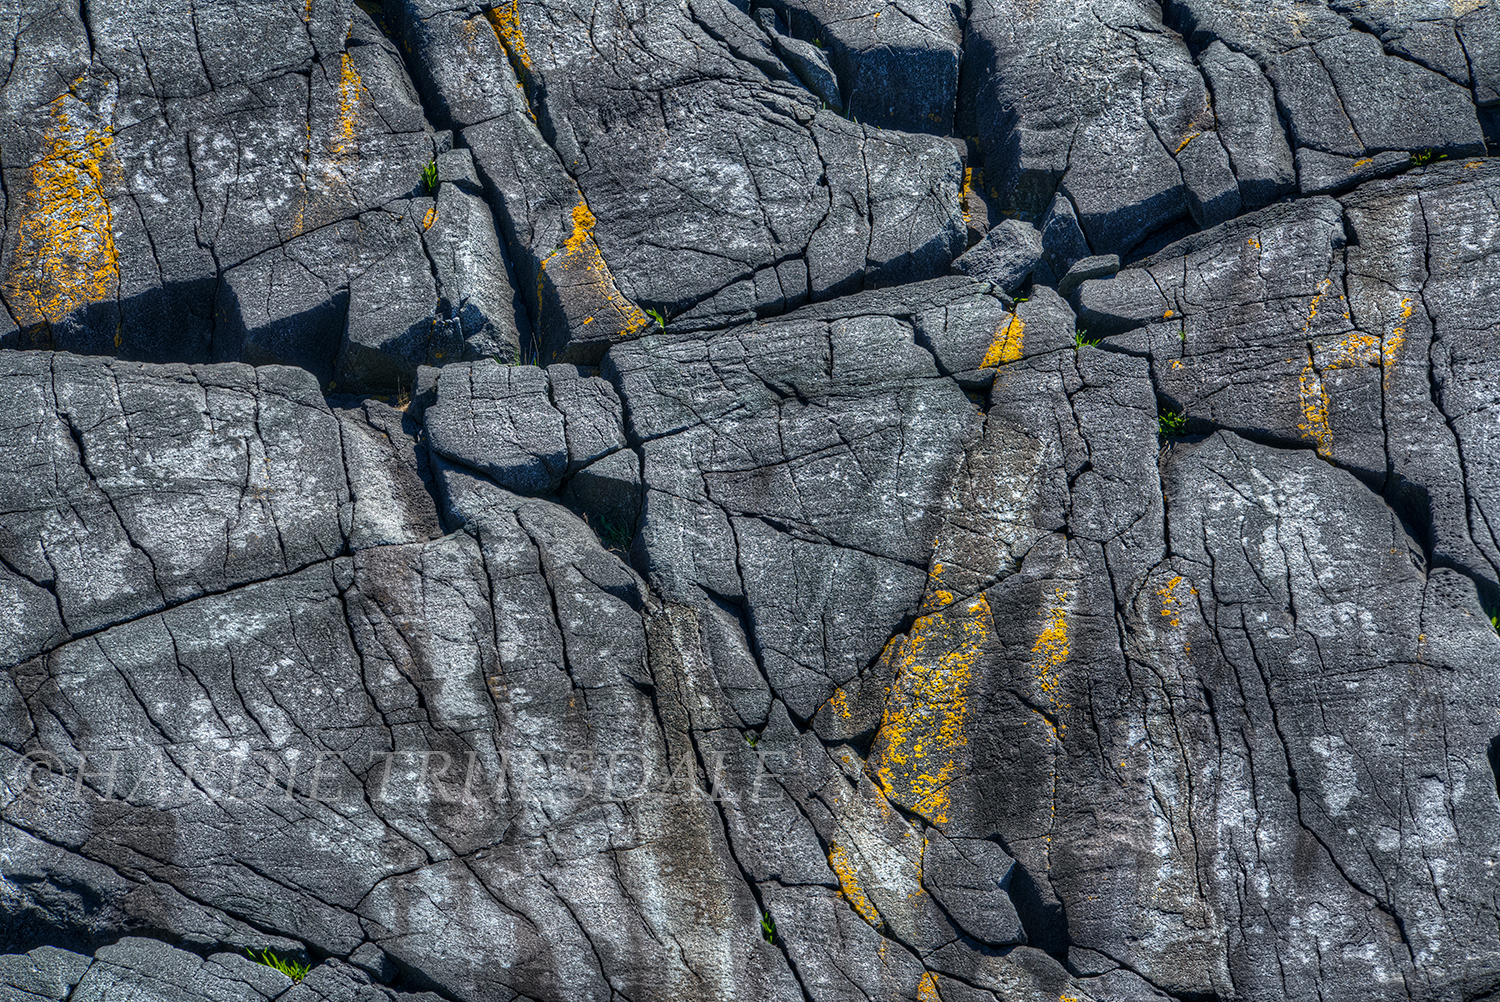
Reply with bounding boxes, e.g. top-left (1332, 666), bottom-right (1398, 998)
top-left (1, 0), bottom-right (1499, 998)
